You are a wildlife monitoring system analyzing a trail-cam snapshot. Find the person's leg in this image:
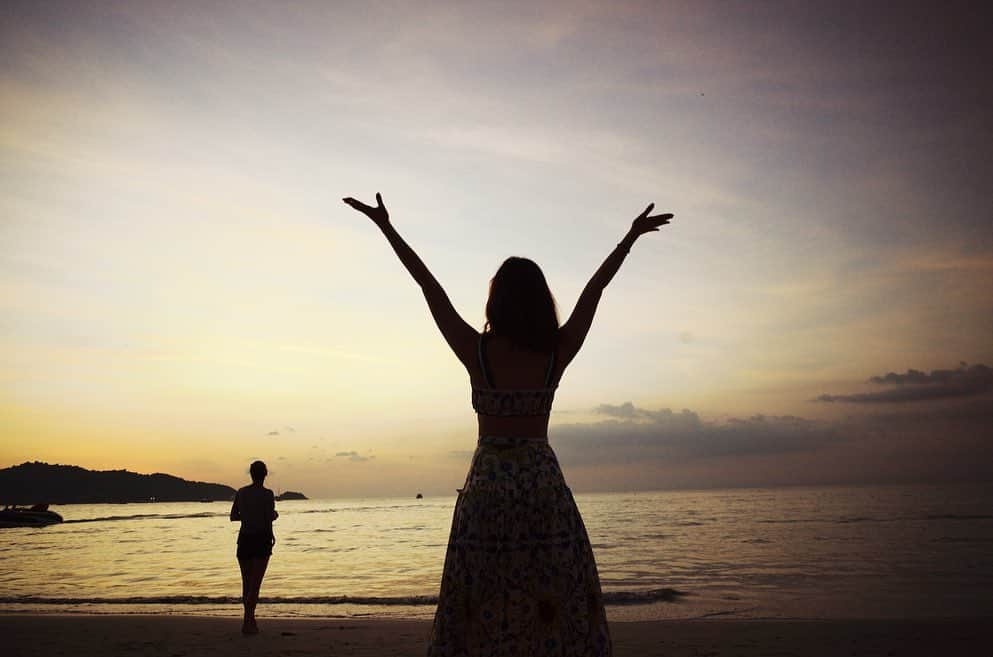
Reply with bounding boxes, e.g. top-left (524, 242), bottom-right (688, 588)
top-left (244, 556), bottom-right (270, 631)
top-left (237, 557), bottom-right (253, 633)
